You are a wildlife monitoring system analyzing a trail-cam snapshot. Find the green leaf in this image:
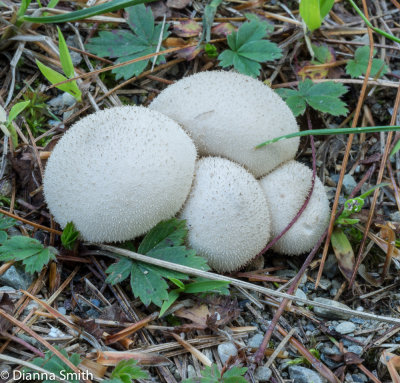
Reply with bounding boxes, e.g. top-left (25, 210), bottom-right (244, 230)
top-left (391, 138), bottom-right (400, 157)
top-left (300, 0), bottom-right (321, 31)
top-left (0, 231), bottom-right (8, 244)
top-left (110, 359), bottom-right (149, 381)
top-left (319, 0), bottom-right (334, 19)
top-left (86, 4), bottom-right (169, 80)
top-left (27, 349), bottom-right (81, 383)
top-left (201, 0), bottom-right (223, 42)
top-left (57, 27), bottom-right (75, 78)
top-left (138, 218), bottom-right (187, 254)
top-left (106, 218), bottom-right (209, 307)
top-left (183, 280), bottom-right (230, 294)
top-left (276, 79), bottom-right (348, 116)
top-left (183, 364), bottom-right (247, 383)
top-left (36, 60), bottom-right (82, 101)
top-left (61, 222), bottom-right (80, 250)
top-left (8, 101), bottom-right (30, 124)
top-left (106, 257), bottom-right (132, 284)
top-left (346, 46), bottom-right (388, 78)
top-left (0, 236), bottom-right (57, 274)
top-left (217, 15), bottom-right (281, 77)
top-left (22, 0), bottom-right (157, 23)
top-left (159, 289), bottom-right (181, 317)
